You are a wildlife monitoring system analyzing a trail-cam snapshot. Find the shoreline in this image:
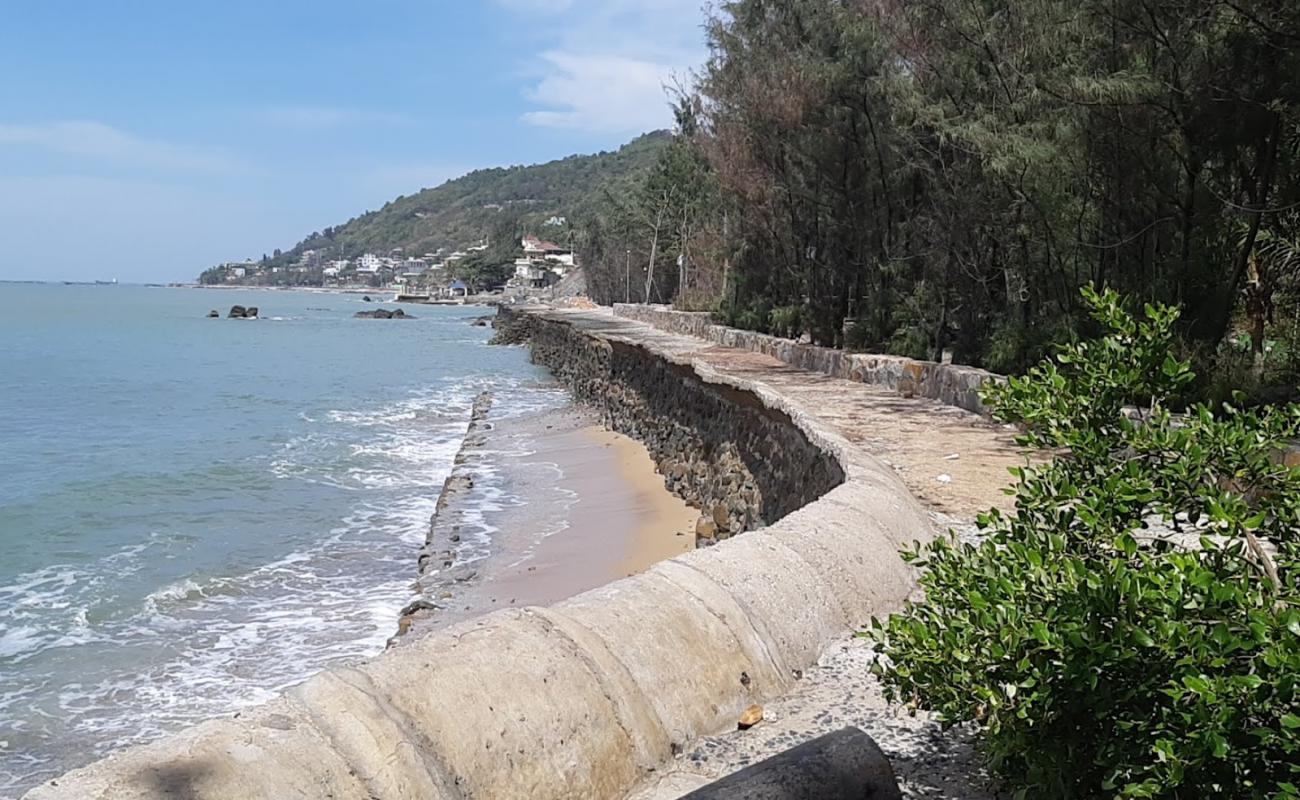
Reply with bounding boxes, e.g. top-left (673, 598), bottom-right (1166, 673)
top-left (27, 304), bottom-right (1002, 800)
top-left (399, 393), bottom-right (698, 640)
